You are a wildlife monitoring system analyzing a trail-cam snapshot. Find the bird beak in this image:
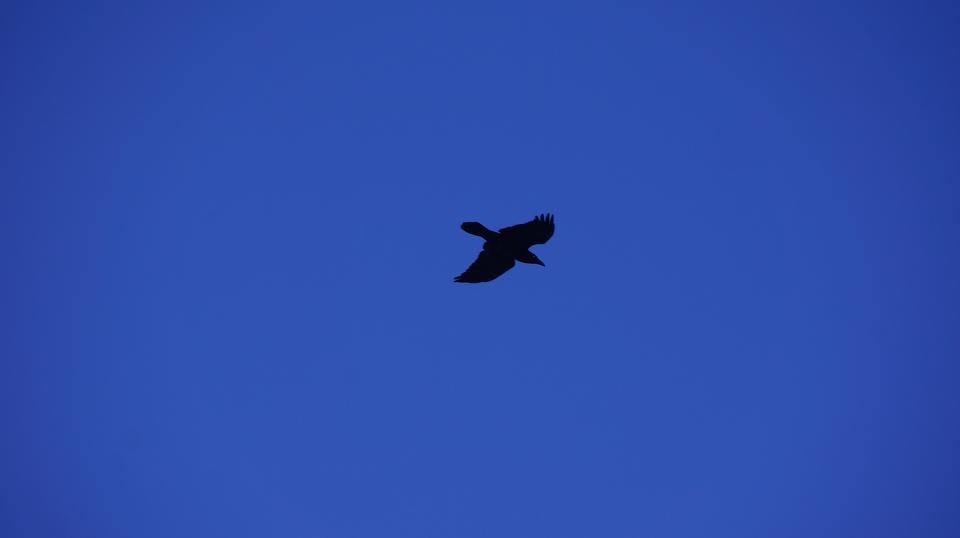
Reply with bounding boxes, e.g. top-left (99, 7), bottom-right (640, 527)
top-left (536, 260), bottom-right (546, 266)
